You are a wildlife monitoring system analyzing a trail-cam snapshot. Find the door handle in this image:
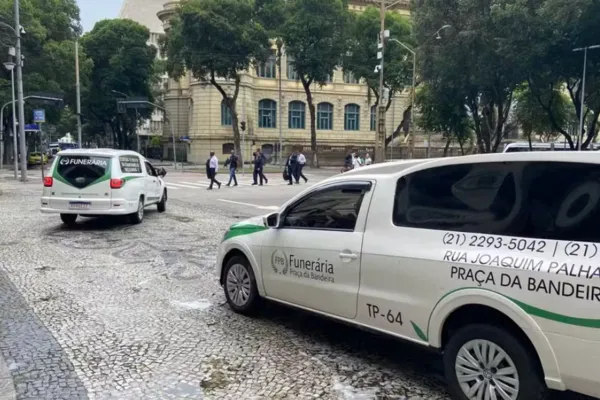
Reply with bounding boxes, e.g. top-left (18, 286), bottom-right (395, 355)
top-left (339, 252), bottom-right (358, 260)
